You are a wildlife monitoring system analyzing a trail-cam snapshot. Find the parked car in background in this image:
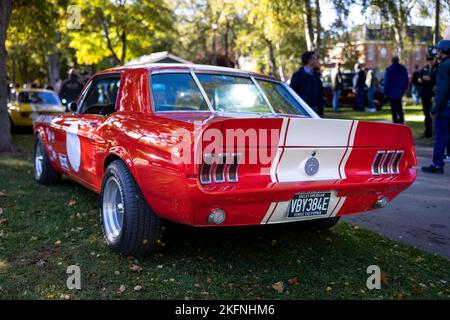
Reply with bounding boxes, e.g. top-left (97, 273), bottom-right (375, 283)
top-left (33, 64), bottom-right (417, 257)
top-left (323, 72), bottom-right (385, 111)
top-left (8, 89), bottom-right (65, 128)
